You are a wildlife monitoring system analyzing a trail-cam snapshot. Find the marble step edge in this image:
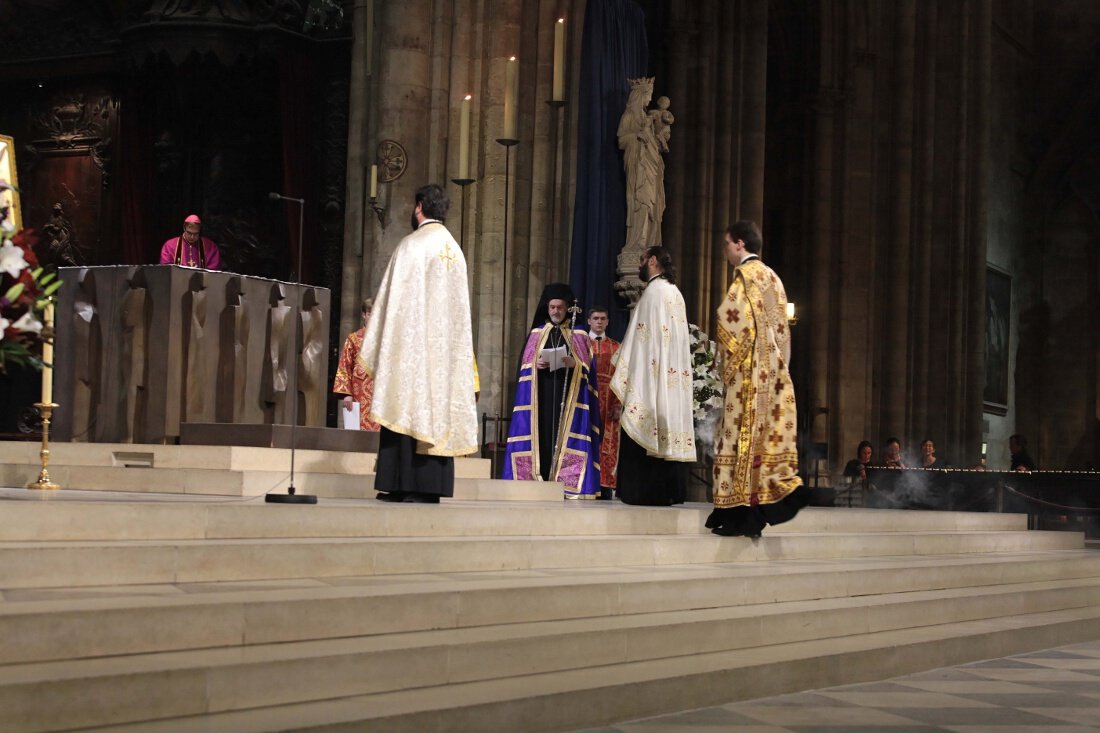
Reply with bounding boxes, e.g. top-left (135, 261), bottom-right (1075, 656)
top-left (48, 606), bottom-right (1100, 733)
top-left (0, 501), bottom-right (1028, 542)
top-left (4, 574), bottom-right (1098, 686)
top-left (2, 552), bottom-right (1098, 666)
top-left (0, 531), bottom-right (1082, 590)
top-left (0, 465), bottom-right (545, 499)
top-left (0, 443), bottom-right (491, 476)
